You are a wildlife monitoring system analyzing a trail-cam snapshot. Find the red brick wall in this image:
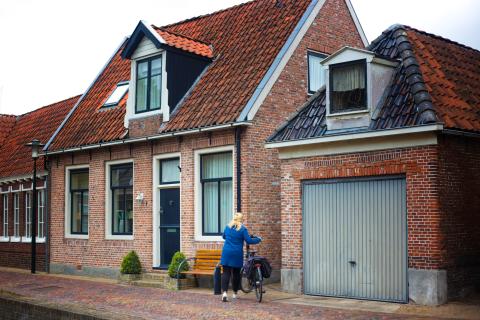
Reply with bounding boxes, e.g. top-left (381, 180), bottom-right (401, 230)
top-left (438, 135), bottom-right (480, 298)
top-left (128, 114), bottom-right (163, 138)
top-left (241, 0), bottom-right (365, 269)
top-left (279, 146), bottom-right (444, 276)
